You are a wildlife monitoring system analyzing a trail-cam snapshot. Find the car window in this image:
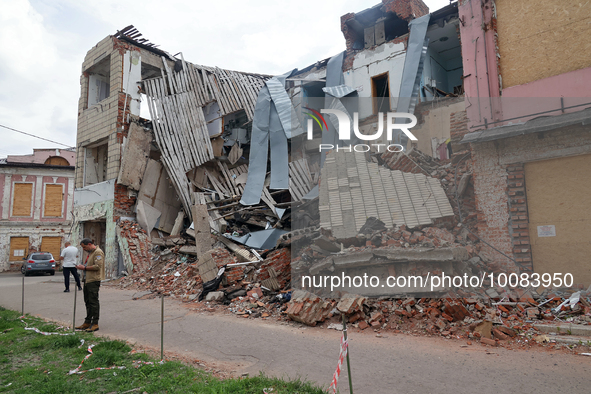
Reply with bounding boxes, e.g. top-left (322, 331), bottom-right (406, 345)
top-left (31, 254), bottom-right (53, 261)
